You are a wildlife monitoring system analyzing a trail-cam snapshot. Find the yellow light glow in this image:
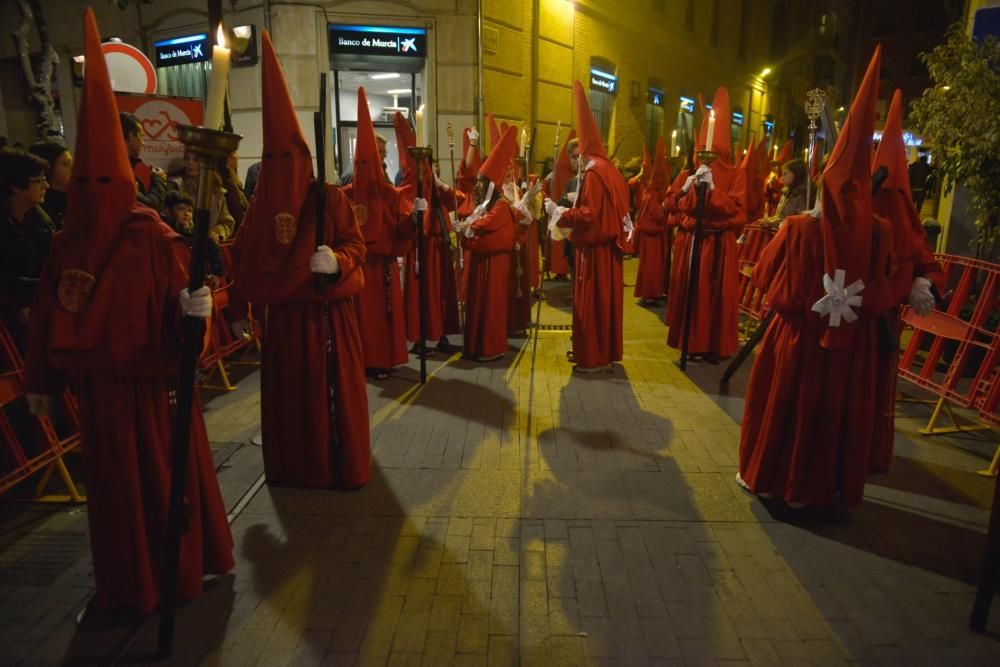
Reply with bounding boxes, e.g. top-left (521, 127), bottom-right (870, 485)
top-left (759, 67), bottom-right (771, 78)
